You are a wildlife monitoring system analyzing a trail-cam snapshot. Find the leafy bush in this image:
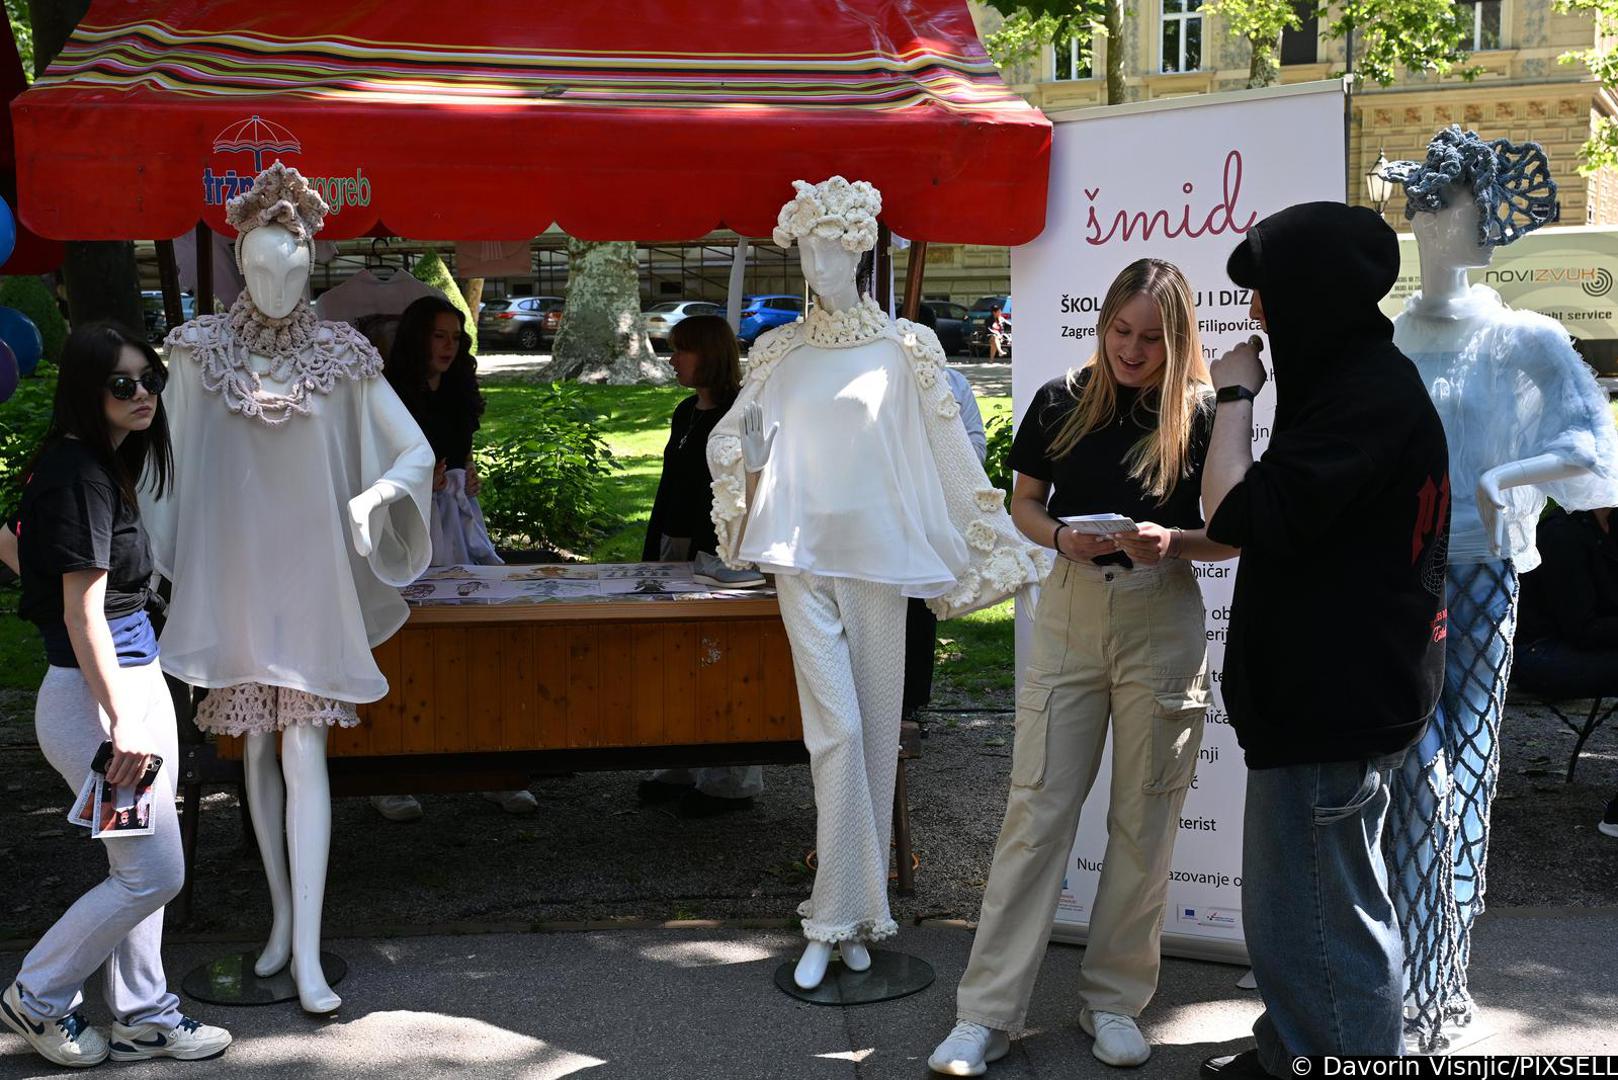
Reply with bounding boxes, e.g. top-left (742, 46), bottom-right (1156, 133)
top-left (473, 382), bottom-right (618, 552)
top-left (410, 248), bottom-right (477, 355)
top-left (0, 362), bottom-right (56, 514)
top-left (984, 412), bottom-right (1015, 509)
top-left (0, 275), bottom-right (69, 365)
